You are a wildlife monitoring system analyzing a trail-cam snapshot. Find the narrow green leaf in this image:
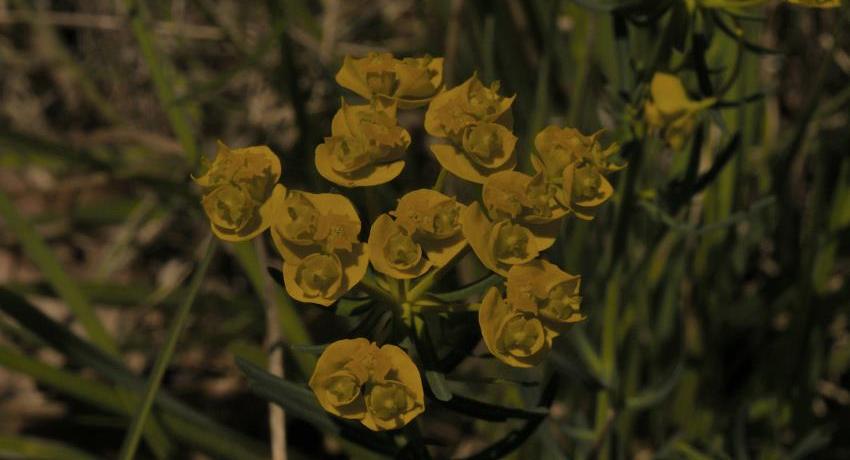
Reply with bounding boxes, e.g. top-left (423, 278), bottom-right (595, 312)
top-left (236, 356), bottom-right (338, 434)
top-left (235, 356), bottom-right (397, 456)
top-left (0, 288), bottom-right (269, 459)
top-left (0, 435), bottom-right (101, 460)
top-left (625, 361), bottom-right (684, 410)
top-left (429, 273), bottom-right (503, 303)
top-left (0, 190), bottom-right (117, 355)
top-left (118, 237), bottom-right (217, 460)
top-left (122, 0), bottom-right (198, 166)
